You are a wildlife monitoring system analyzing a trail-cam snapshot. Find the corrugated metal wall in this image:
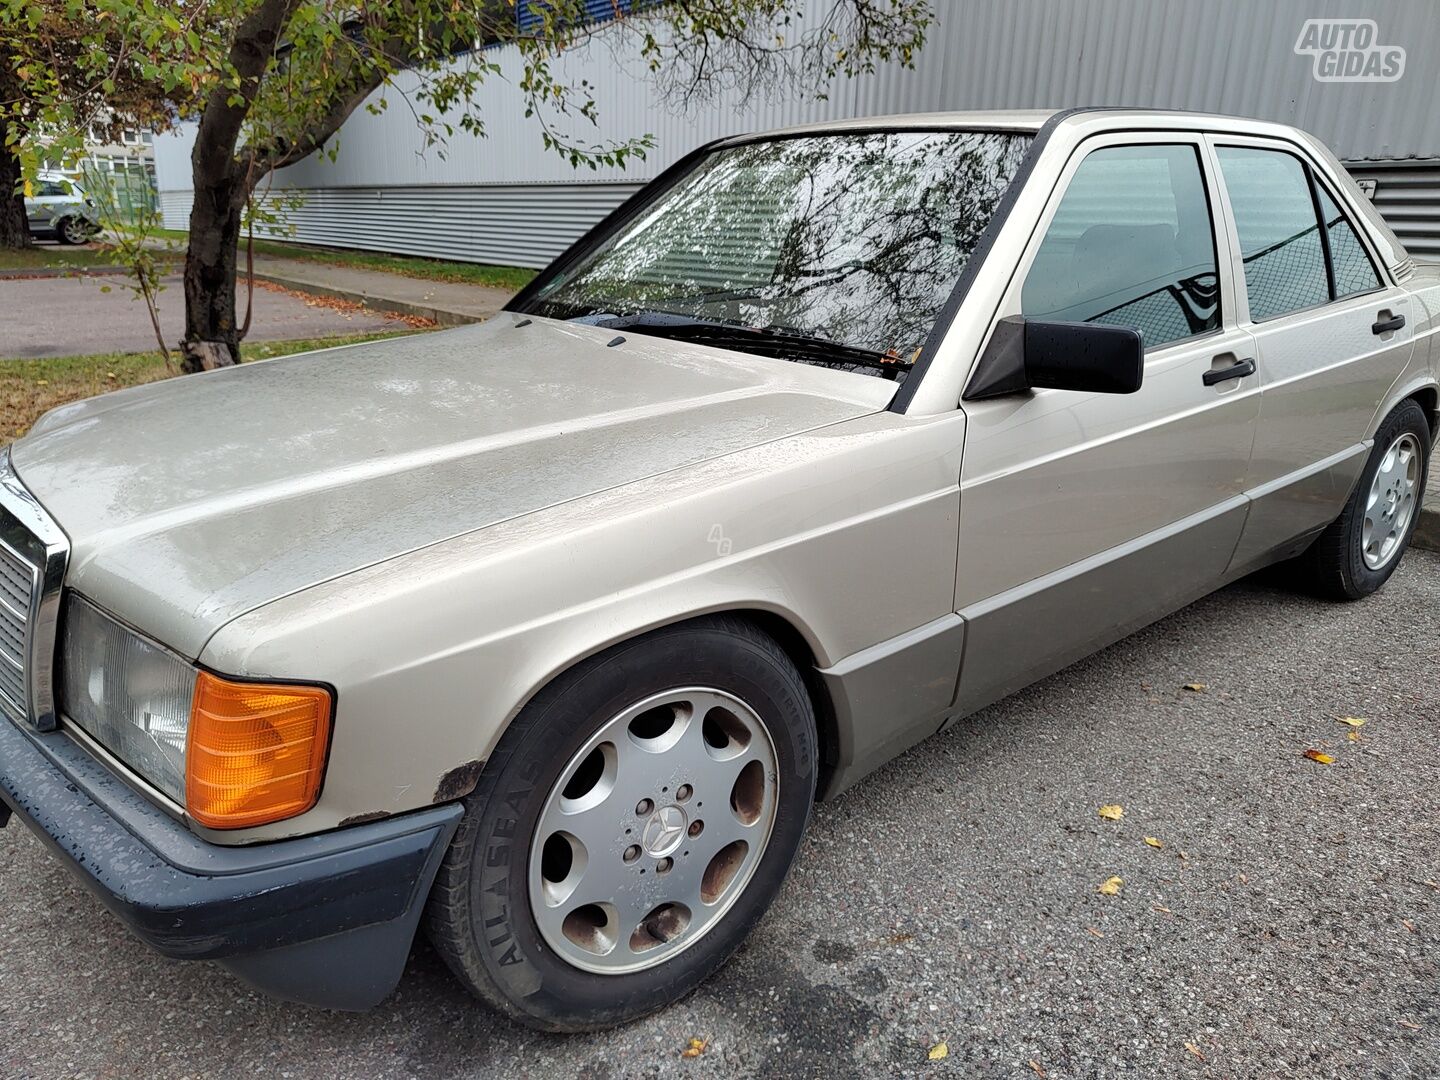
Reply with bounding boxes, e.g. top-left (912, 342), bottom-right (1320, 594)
top-left (1347, 160), bottom-right (1440, 259)
top-left (153, 0), bottom-right (1440, 267)
top-left (260, 183), bottom-right (642, 266)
